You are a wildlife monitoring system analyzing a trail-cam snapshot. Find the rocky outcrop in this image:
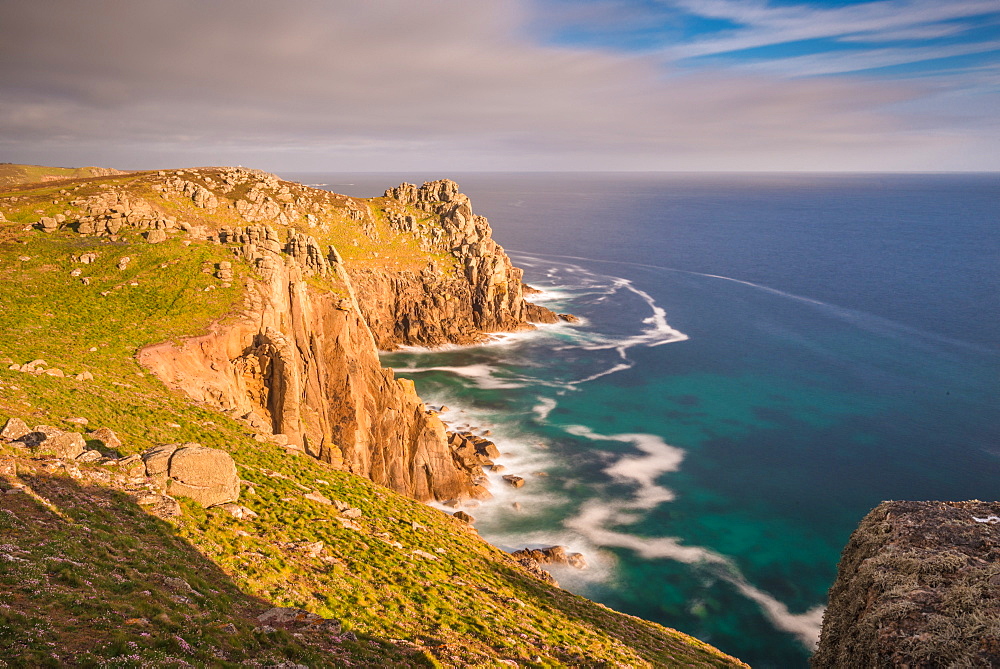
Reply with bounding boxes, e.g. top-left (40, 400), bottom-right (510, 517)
top-left (813, 500), bottom-right (1000, 668)
top-left (351, 180), bottom-right (557, 349)
top-left (512, 545), bottom-right (588, 570)
top-left (139, 252), bottom-right (488, 503)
